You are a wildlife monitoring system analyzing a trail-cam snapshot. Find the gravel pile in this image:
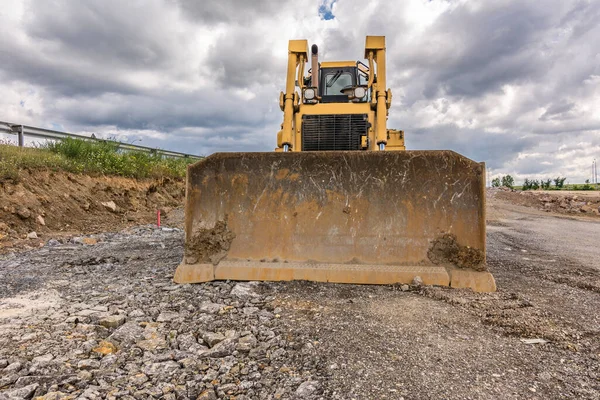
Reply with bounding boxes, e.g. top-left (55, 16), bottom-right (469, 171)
top-left (0, 226), bottom-right (326, 399)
